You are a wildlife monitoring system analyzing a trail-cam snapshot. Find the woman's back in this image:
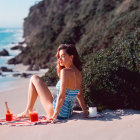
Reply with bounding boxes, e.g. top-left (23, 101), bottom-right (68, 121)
top-left (64, 68), bottom-right (81, 91)
top-left (54, 68), bottom-right (81, 118)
